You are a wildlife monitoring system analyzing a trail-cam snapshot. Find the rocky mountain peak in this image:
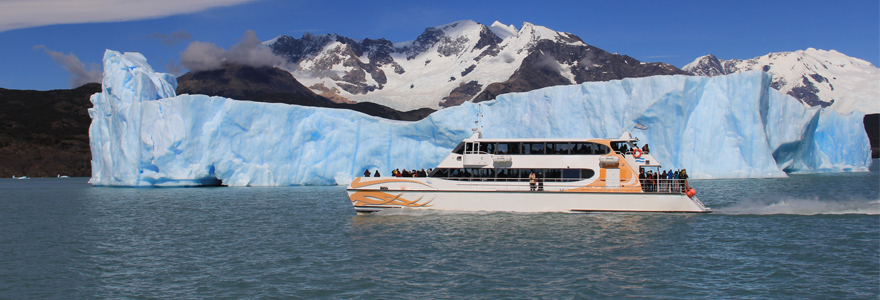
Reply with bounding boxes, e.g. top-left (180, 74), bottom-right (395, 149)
top-left (683, 49), bottom-right (879, 114)
top-left (268, 20), bottom-right (689, 111)
top-left (684, 54), bottom-right (725, 76)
